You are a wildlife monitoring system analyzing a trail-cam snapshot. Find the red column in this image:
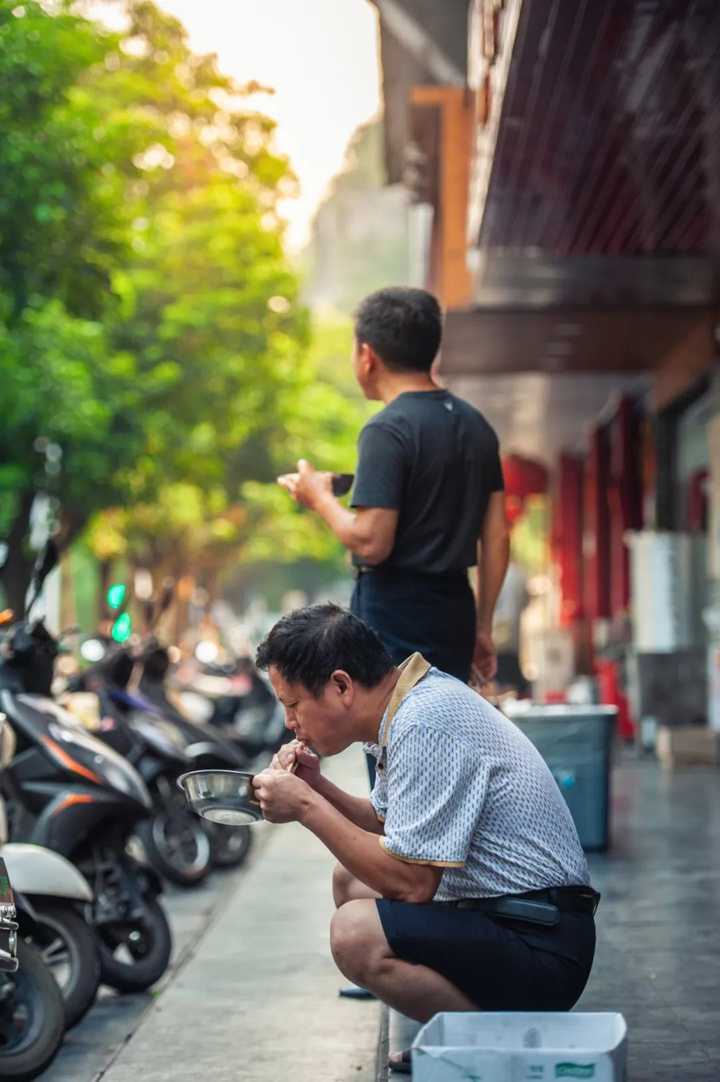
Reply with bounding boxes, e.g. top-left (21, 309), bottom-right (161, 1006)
top-left (552, 455), bottom-right (584, 627)
top-left (609, 398), bottom-right (643, 615)
top-left (585, 425), bottom-right (611, 621)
